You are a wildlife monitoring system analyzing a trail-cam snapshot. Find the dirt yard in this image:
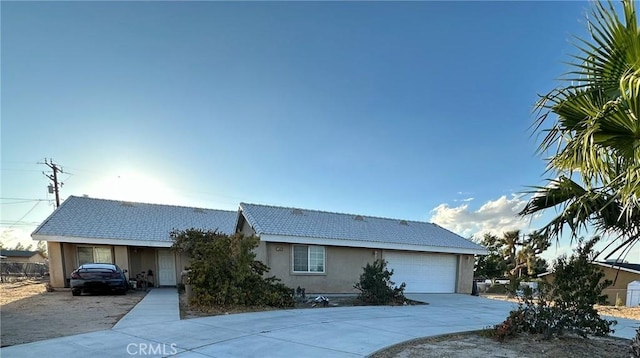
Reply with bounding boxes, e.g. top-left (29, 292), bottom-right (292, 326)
top-left (370, 332), bottom-right (632, 358)
top-left (370, 295), bottom-right (639, 358)
top-left (482, 294), bottom-right (640, 320)
top-left (0, 280), bottom-right (146, 347)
